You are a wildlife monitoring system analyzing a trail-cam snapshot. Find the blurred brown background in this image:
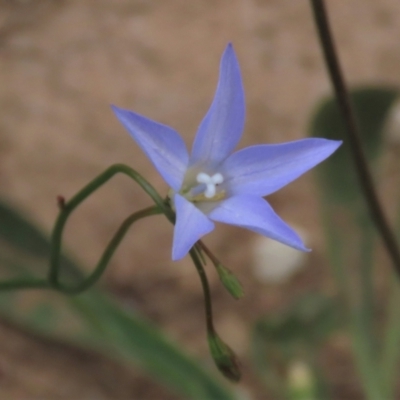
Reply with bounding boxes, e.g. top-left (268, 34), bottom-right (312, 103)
top-left (1, 0), bottom-right (400, 398)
